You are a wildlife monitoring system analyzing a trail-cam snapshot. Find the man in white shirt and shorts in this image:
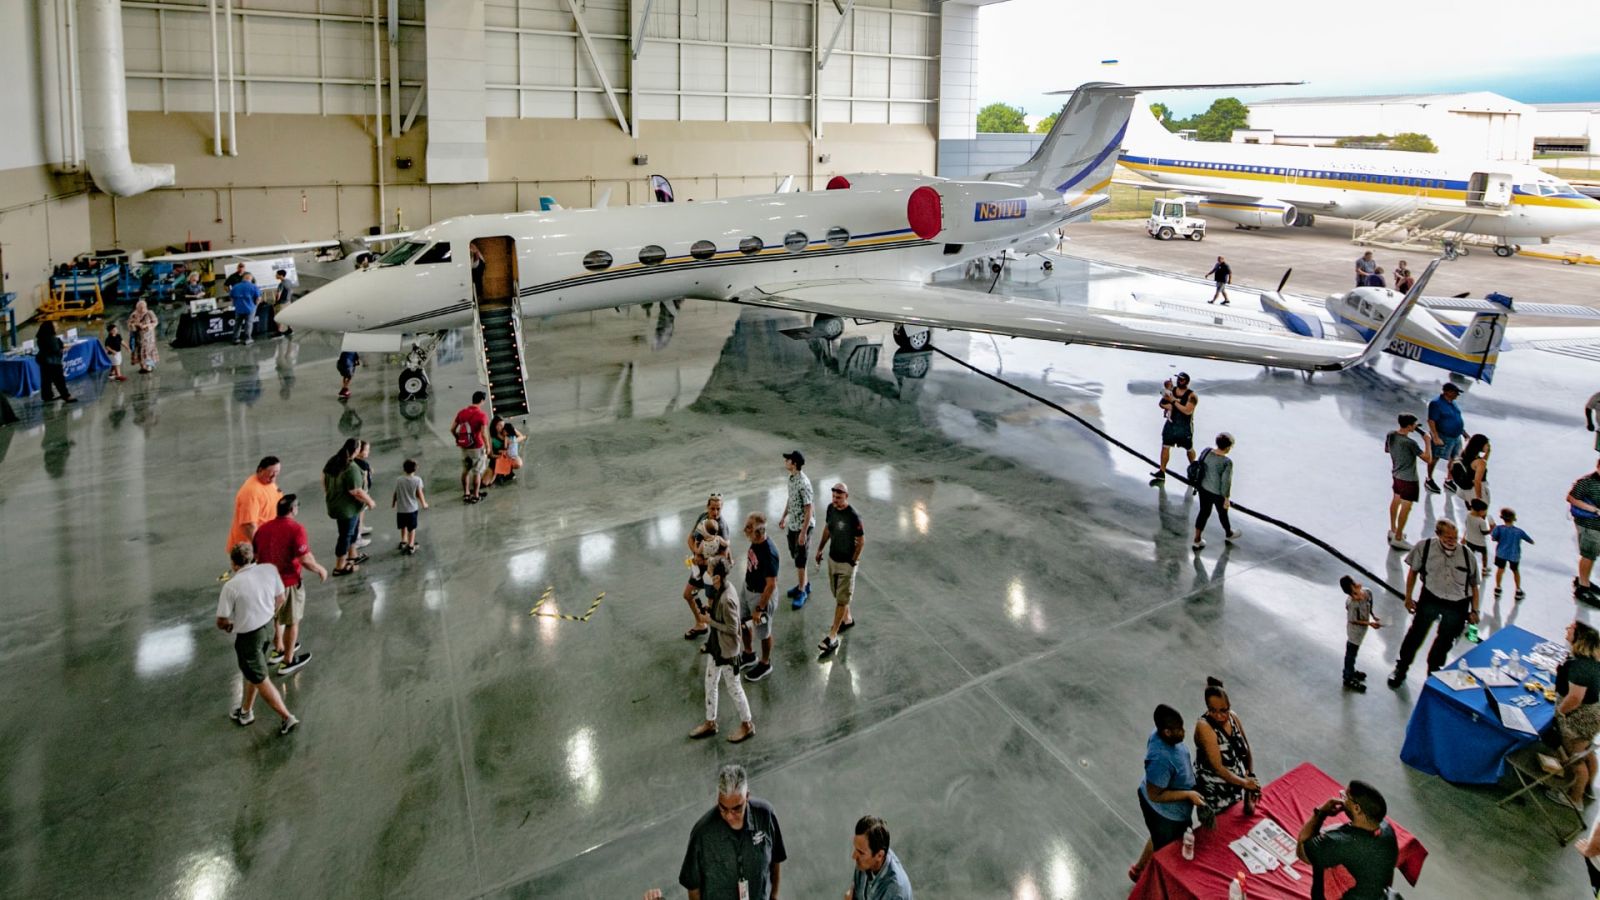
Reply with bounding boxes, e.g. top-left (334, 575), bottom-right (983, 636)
top-left (216, 543), bottom-right (300, 735)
